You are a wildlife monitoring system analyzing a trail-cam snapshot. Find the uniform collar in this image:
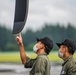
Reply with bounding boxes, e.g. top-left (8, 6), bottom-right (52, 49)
top-left (62, 55), bottom-right (73, 66)
top-left (38, 53), bottom-right (47, 56)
